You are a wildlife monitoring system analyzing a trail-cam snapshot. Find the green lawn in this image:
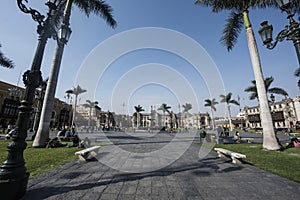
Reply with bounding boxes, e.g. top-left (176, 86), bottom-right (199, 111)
top-left (215, 143), bottom-right (300, 183)
top-left (0, 140), bottom-right (82, 179)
